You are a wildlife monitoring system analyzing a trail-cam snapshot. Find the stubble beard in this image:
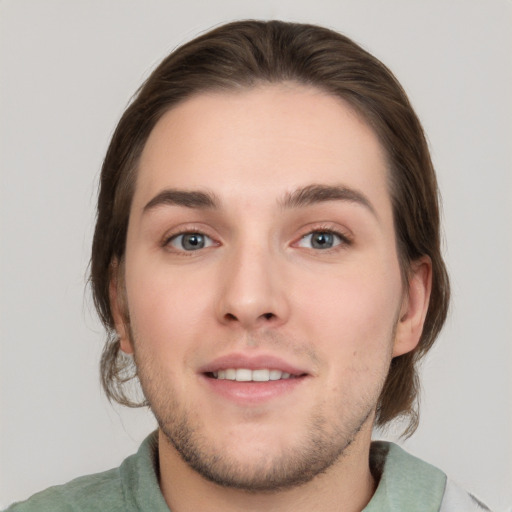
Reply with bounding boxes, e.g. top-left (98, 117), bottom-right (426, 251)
top-left (156, 399), bottom-right (374, 493)
top-left (134, 354), bottom-right (378, 493)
